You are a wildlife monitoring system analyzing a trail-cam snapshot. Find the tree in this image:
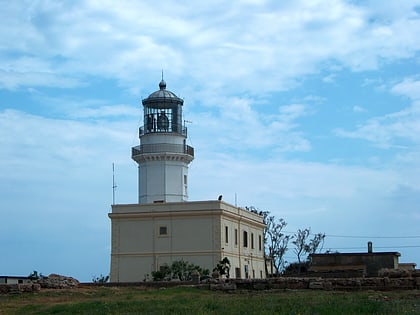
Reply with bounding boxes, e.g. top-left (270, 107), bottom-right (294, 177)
top-left (292, 228), bottom-right (325, 263)
top-left (308, 232), bottom-right (326, 255)
top-left (263, 212), bottom-right (292, 276)
top-left (213, 257), bottom-right (231, 278)
top-left (292, 228), bottom-right (311, 263)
